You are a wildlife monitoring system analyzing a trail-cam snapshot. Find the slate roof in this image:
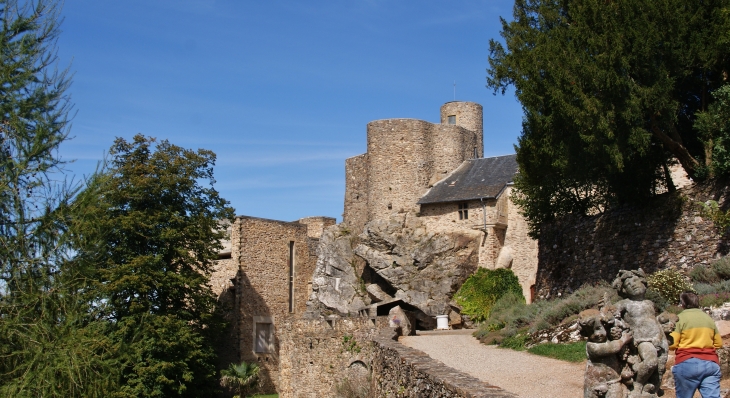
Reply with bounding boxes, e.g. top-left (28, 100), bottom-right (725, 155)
top-left (417, 154), bottom-right (518, 204)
